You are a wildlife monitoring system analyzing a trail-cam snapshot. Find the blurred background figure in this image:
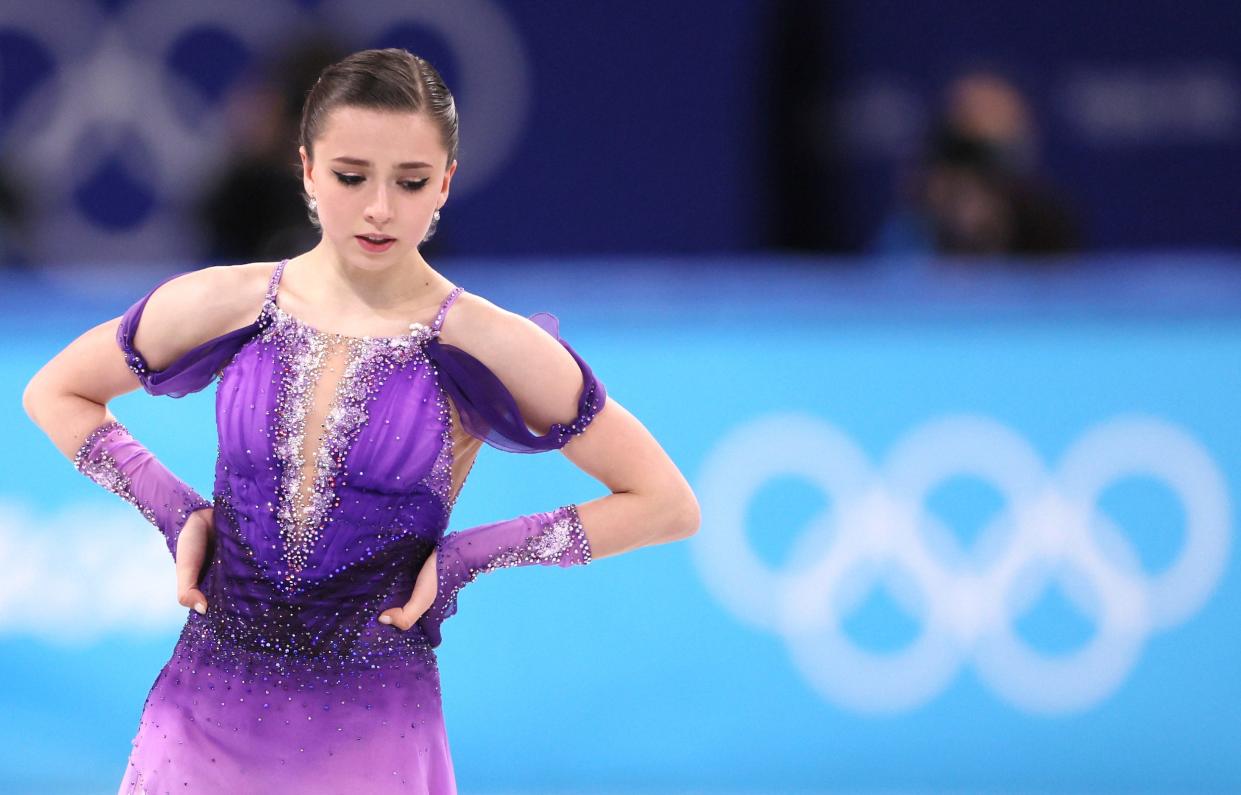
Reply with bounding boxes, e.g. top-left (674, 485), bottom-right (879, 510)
top-left (759, 3), bottom-right (1234, 257)
top-left (194, 37), bottom-right (346, 265)
top-left (874, 71), bottom-right (1083, 257)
